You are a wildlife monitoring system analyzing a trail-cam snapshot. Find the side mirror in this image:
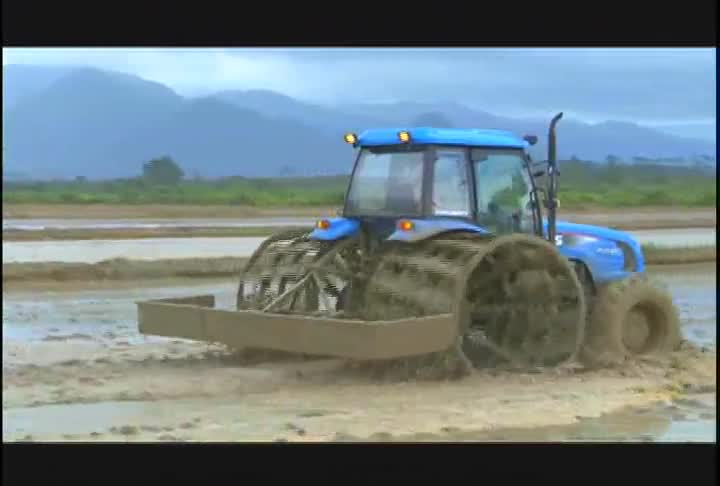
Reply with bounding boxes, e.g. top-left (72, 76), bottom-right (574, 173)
top-left (523, 135), bottom-right (538, 146)
top-left (531, 161), bottom-right (547, 178)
